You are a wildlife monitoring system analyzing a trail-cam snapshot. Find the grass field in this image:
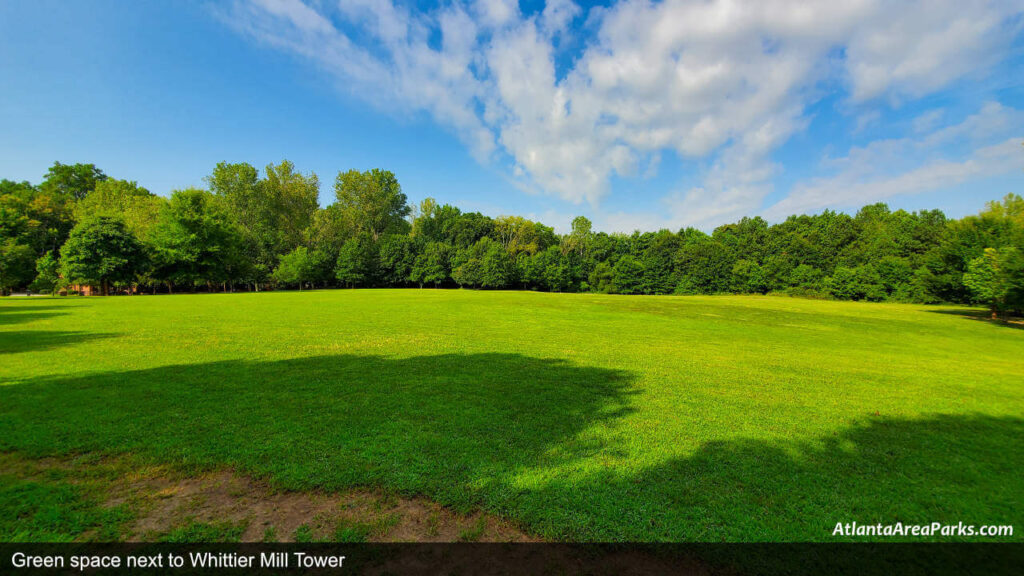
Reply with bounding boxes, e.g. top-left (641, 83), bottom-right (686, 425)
top-left (1, 290), bottom-right (1021, 542)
